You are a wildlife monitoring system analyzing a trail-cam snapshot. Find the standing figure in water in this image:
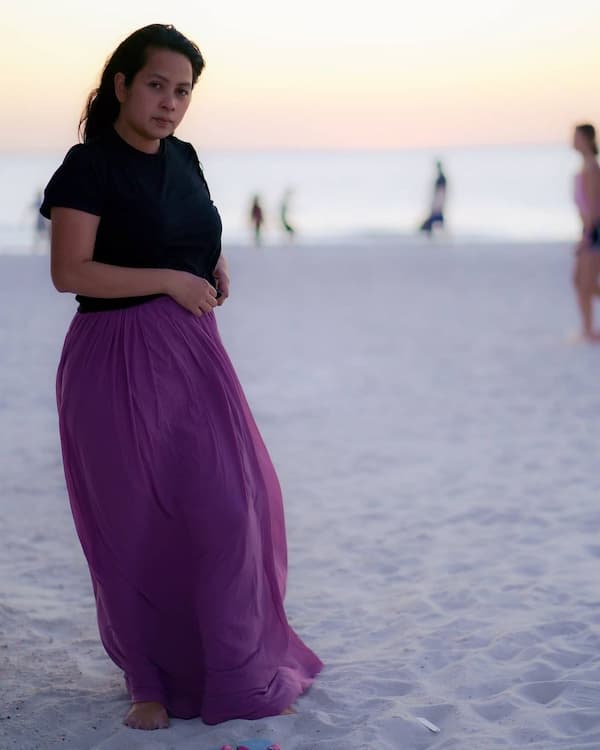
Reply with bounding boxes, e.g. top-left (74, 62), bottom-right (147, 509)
top-left (572, 123), bottom-right (600, 341)
top-left (250, 194), bottom-right (265, 245)
top-left (40, 23), bottom-right (322, 731)
top-left (419, 160), bottom-right (447, 236)
top-left (280, 189), bottom-right (296, 241)
top-left (31, 189), bottom-right (50, 252)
